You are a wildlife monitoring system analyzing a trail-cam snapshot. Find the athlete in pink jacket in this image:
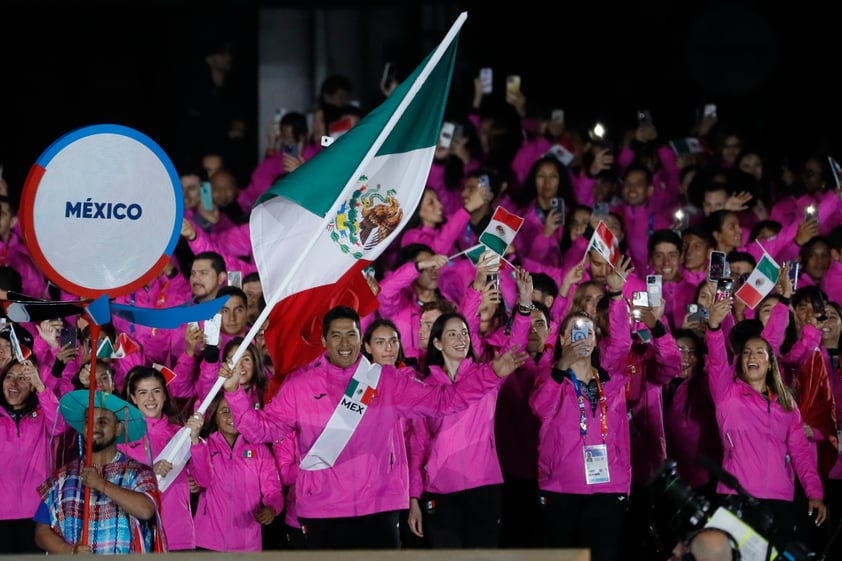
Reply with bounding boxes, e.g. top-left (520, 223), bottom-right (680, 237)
top-left (187, 394), bottom-right (283, 552)
top-left (220, 305), bottom-right (527, 550)
top-left (0, 359), bottom-right (66, 554)
top-left (705, 298), bottom-right (827, 543)
top-left (529, 256), bottom-right (635, 561)
top-left (120, 366), bottom-right (195, 551)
